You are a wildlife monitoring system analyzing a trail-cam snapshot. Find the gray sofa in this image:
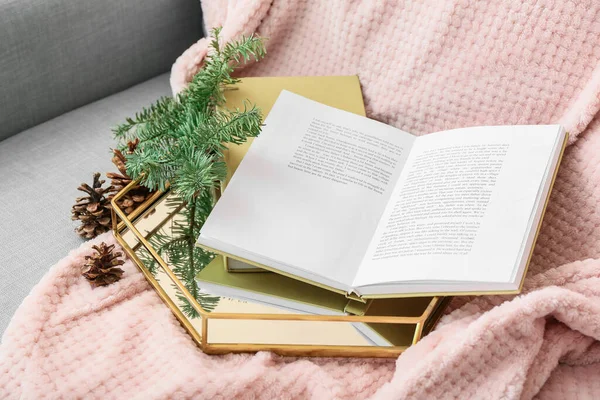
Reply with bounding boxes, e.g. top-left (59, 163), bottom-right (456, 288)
top-left (0, 0), bottom-right (203, 335)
